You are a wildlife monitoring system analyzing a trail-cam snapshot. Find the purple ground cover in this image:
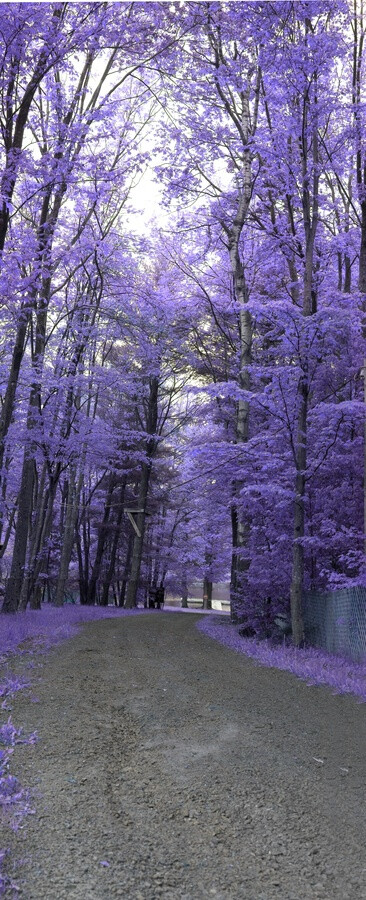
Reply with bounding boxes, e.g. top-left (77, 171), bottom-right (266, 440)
top-left (0, 604), bottom-right (151, 660)
top-left (197, 616), bottom-right (366, 703)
